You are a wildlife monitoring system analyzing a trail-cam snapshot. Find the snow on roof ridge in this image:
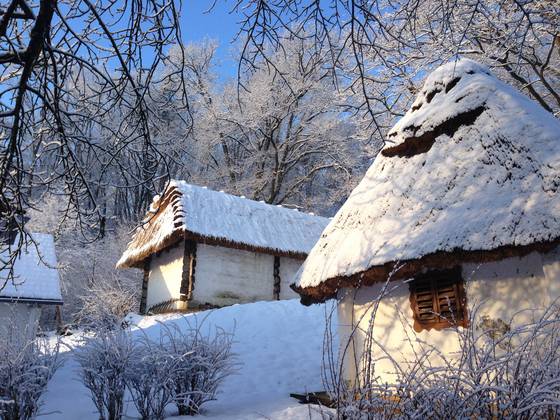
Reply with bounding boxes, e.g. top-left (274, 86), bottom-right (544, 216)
top-left (117, 181), bottom-right (330, 268)
top-left (386, 58), bottom-right (496, 152)
top-left (170, 180), bottom-right (329, 222)
top-left (169, 180), bottom-right (326, 216)
top-left (293, 58), bottom-right (560, 296)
